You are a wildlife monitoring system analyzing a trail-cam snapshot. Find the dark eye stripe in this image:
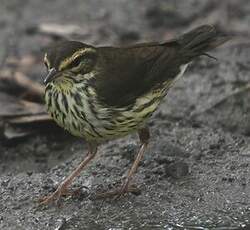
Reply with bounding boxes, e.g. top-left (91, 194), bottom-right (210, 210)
top-left (67, 52), bottom-right (97, 69)
top-left (68, 56), bottom-right (82, 69)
